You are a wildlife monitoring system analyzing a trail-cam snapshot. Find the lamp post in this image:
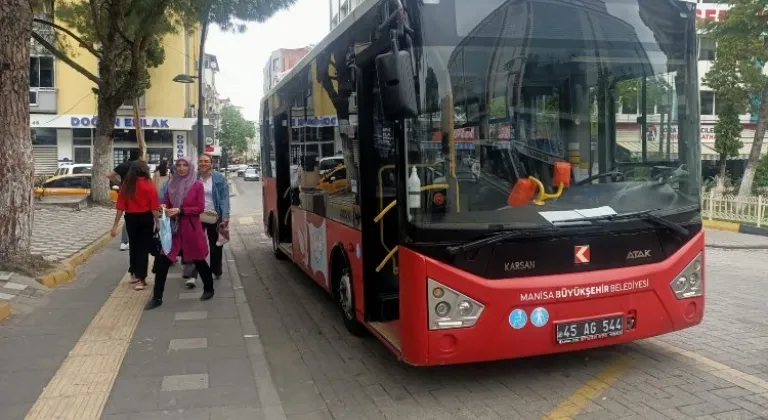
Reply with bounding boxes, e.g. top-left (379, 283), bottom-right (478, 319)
top-left (173, 8), bottom-right (211, 156)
